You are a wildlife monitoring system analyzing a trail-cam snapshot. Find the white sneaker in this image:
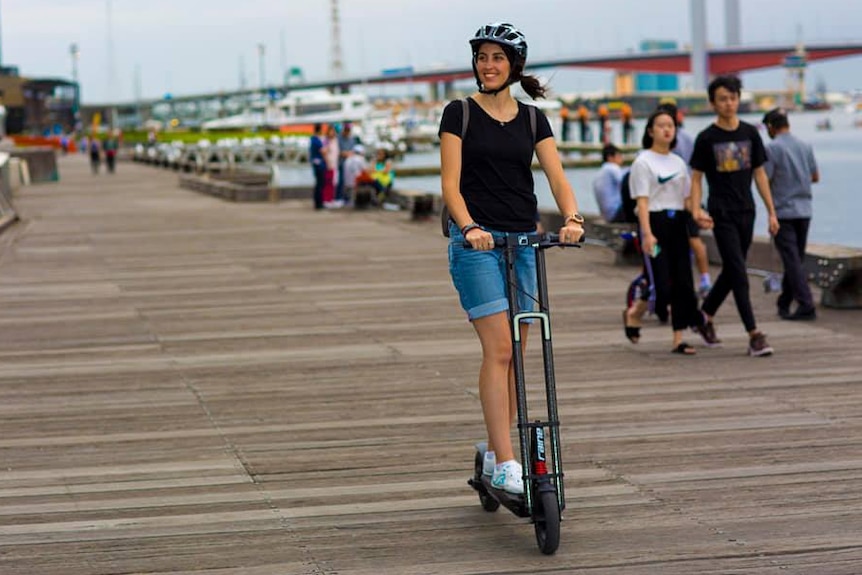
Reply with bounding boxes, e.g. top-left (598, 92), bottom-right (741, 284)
top-left (491, 460), bottom-right (524, 494)
top-left (482, 451), bottom-right (496, 476)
